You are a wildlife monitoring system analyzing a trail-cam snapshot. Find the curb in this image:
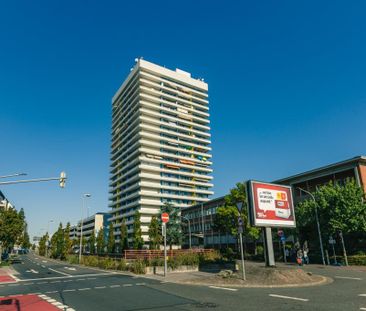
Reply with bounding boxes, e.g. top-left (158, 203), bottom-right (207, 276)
top-left (138, 275), bottom-right (333, 289)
